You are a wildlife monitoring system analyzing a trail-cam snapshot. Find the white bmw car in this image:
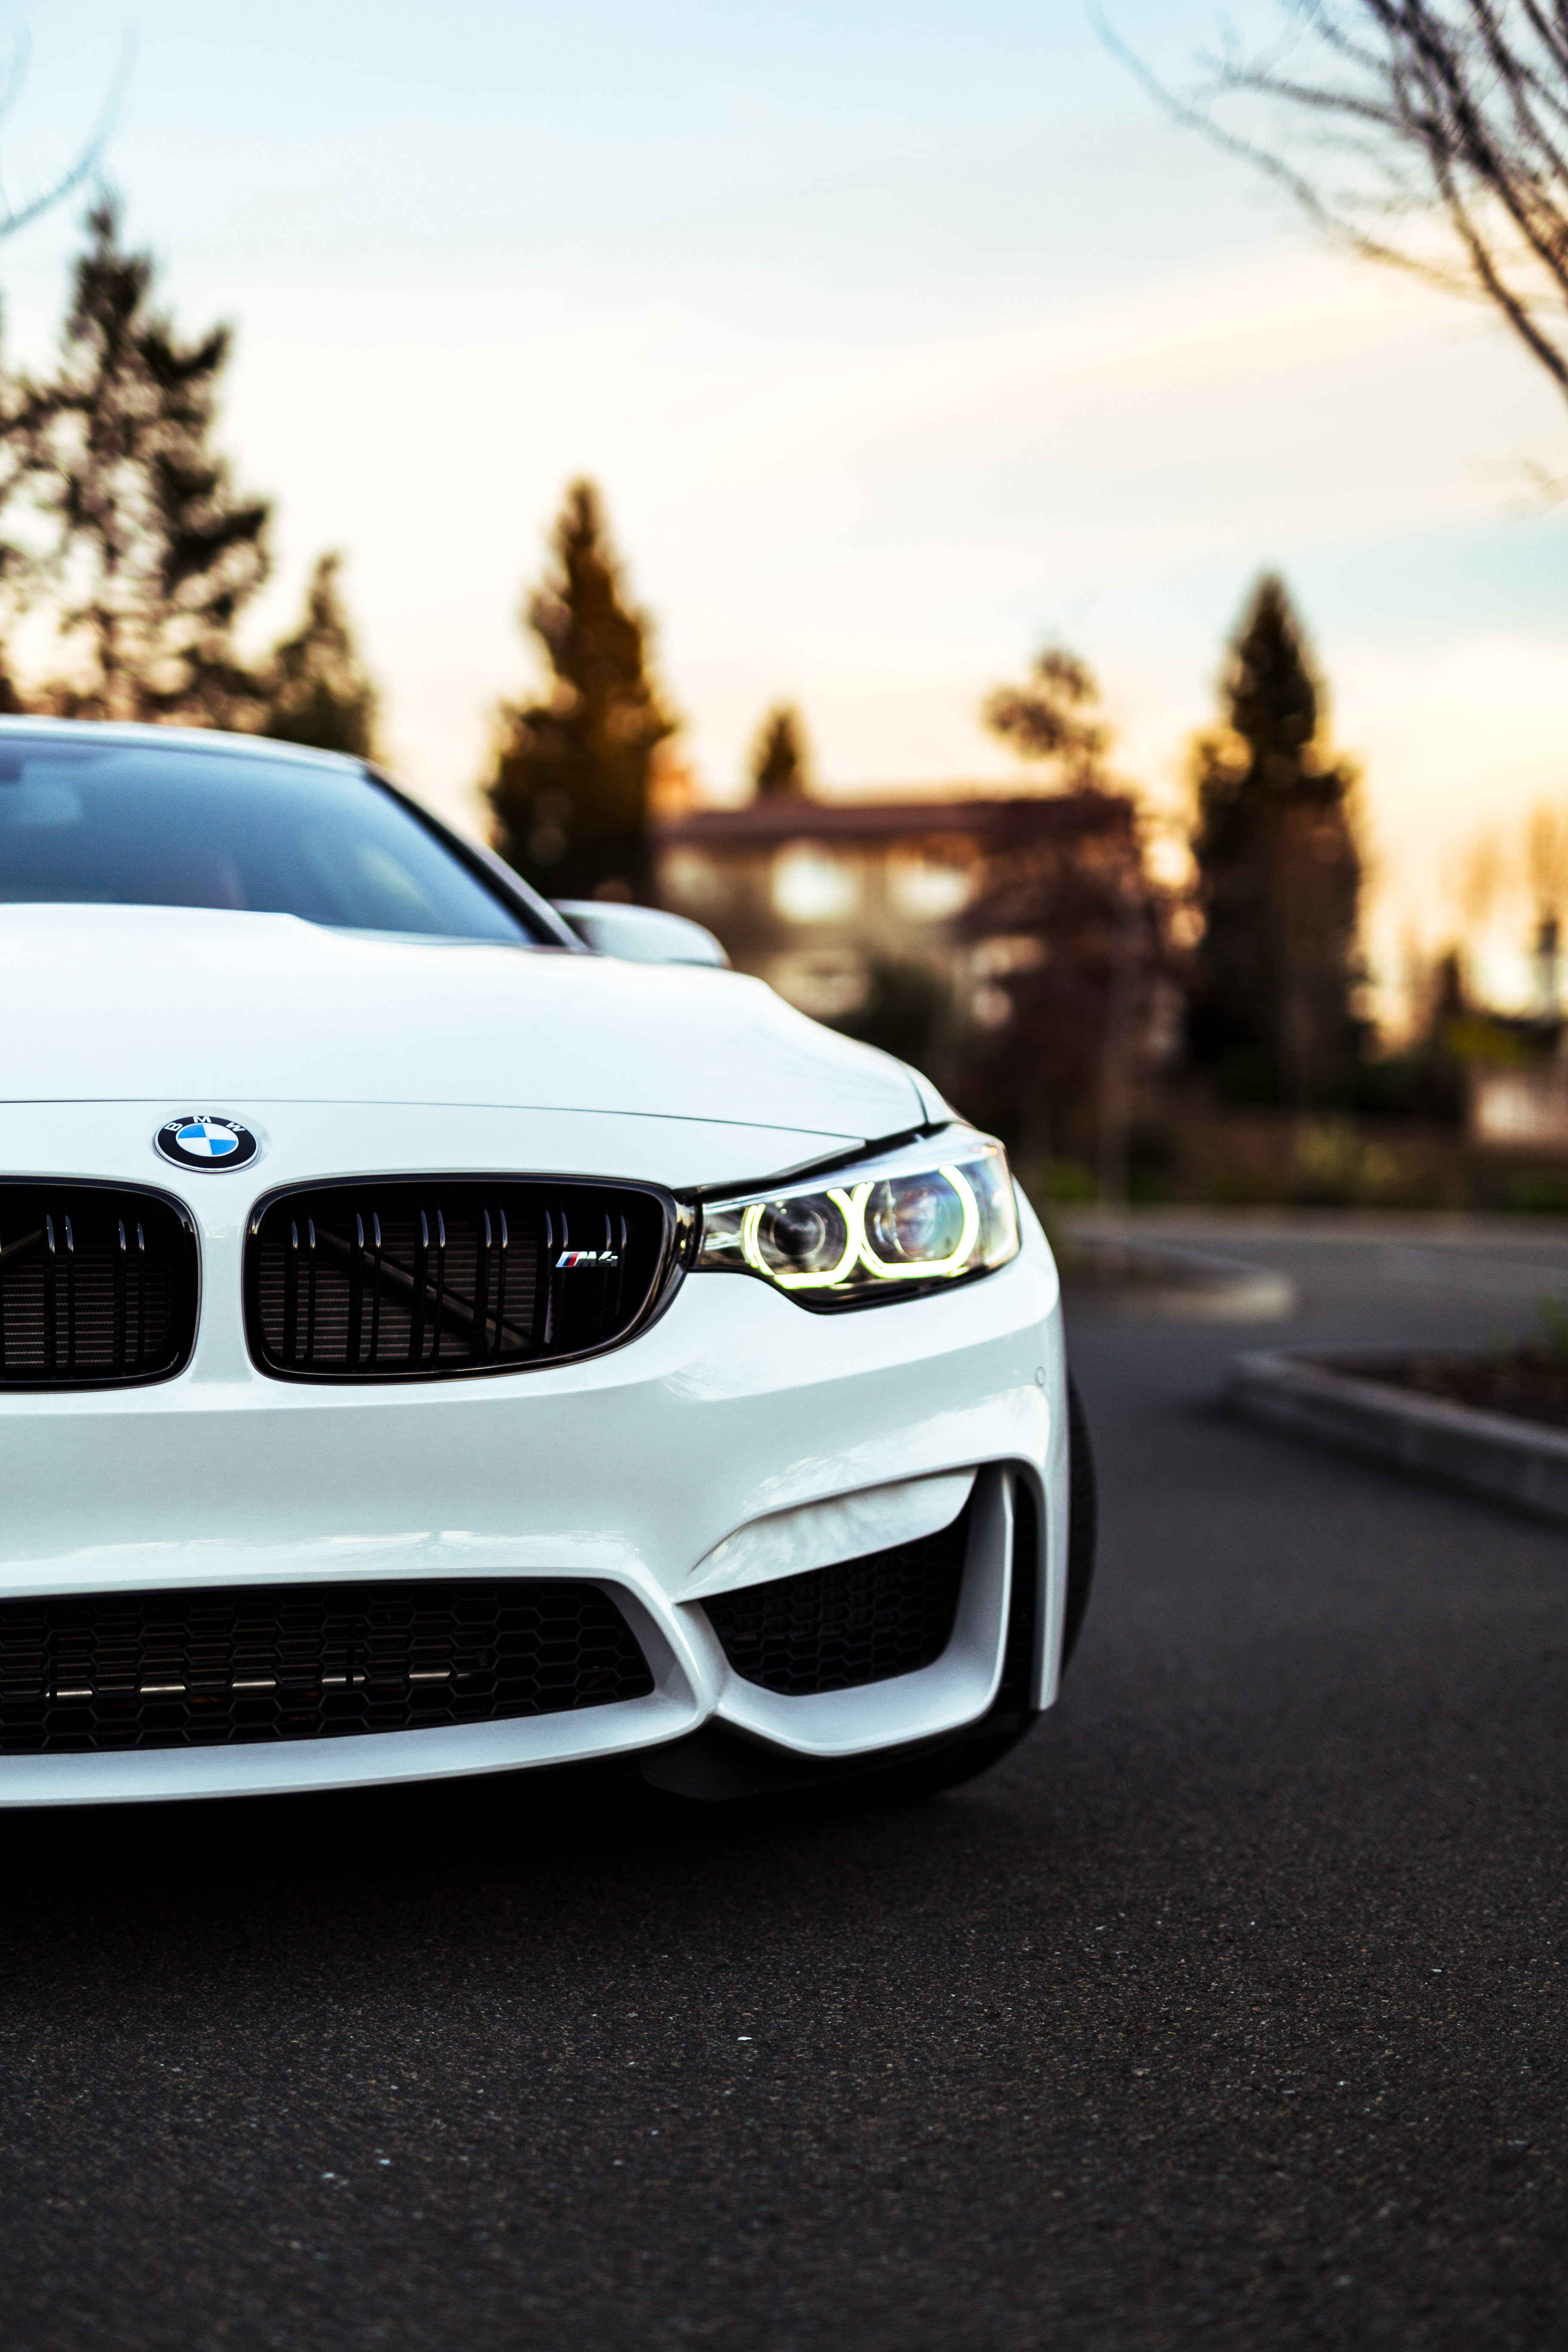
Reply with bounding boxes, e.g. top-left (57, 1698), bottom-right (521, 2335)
top-left (0, 719), bottom-right (1094, 1807)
